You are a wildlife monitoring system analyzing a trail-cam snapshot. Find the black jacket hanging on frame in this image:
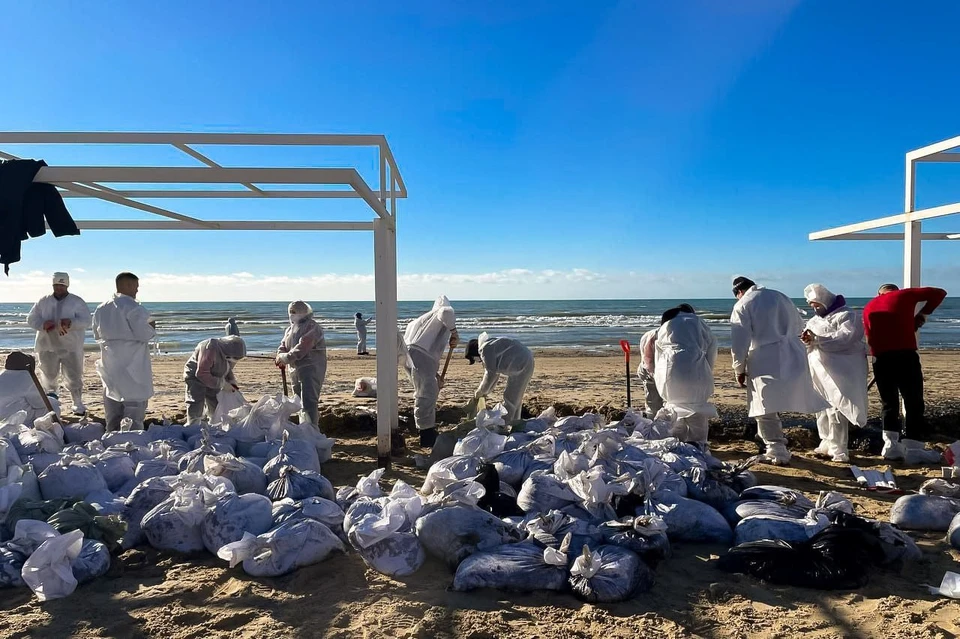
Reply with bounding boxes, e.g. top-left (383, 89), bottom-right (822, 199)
top-left (0, 159), bottom-right (80, 274)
